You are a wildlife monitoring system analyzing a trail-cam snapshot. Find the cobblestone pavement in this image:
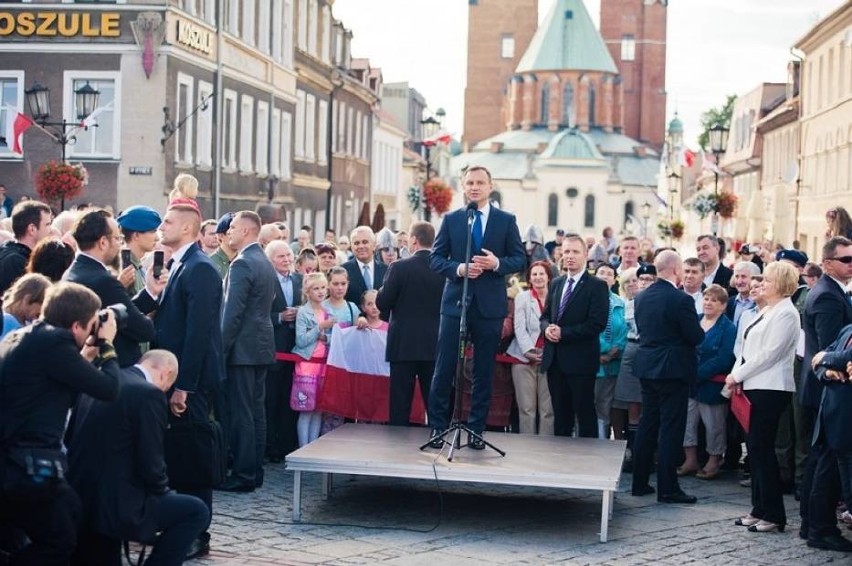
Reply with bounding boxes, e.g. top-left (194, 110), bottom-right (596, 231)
top-left (187, 451), bottom-right (851, 565)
